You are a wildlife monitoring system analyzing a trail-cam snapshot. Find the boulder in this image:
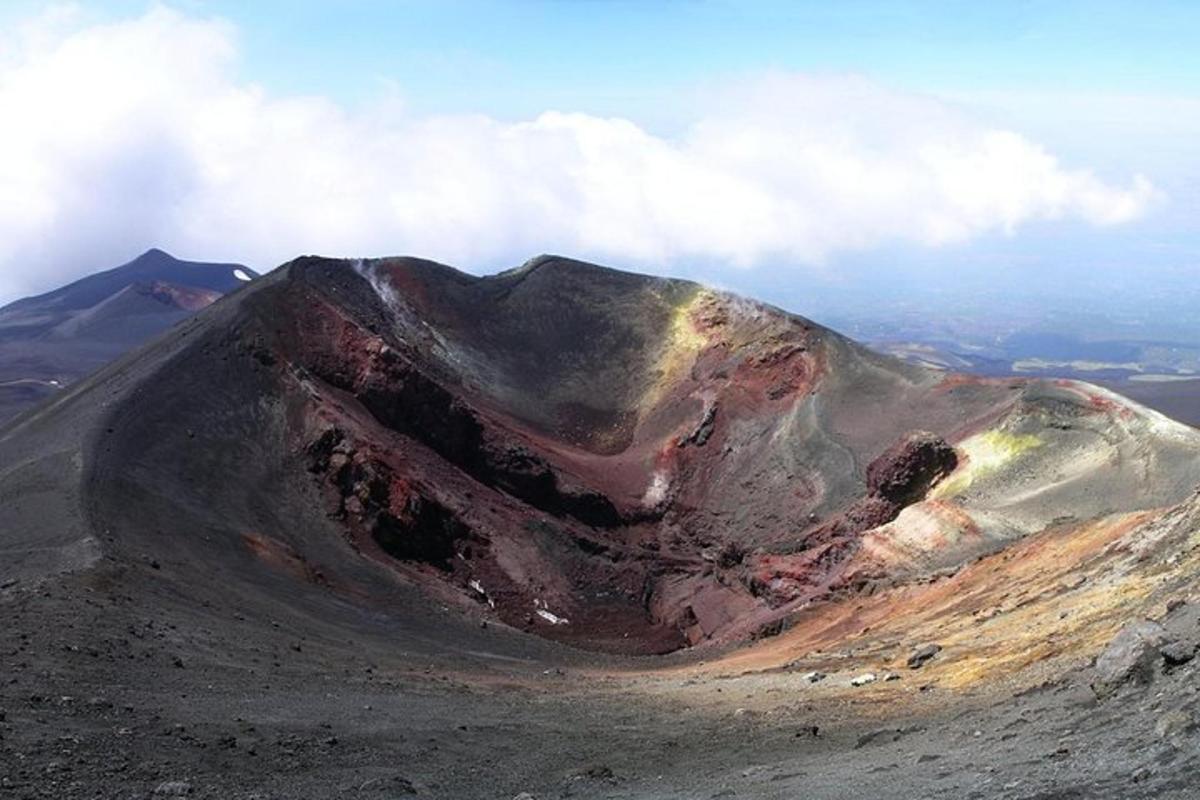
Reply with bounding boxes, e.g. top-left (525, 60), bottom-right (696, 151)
top-left (1160, 639), bottom-right (1196, 667)
top-left (1092, 620), bottom-right (1170, 696)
